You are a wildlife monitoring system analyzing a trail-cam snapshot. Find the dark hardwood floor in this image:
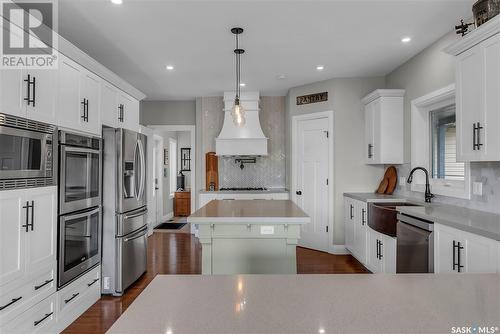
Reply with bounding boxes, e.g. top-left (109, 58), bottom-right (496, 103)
top-left (63, 230), bottom-right (368, 334)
